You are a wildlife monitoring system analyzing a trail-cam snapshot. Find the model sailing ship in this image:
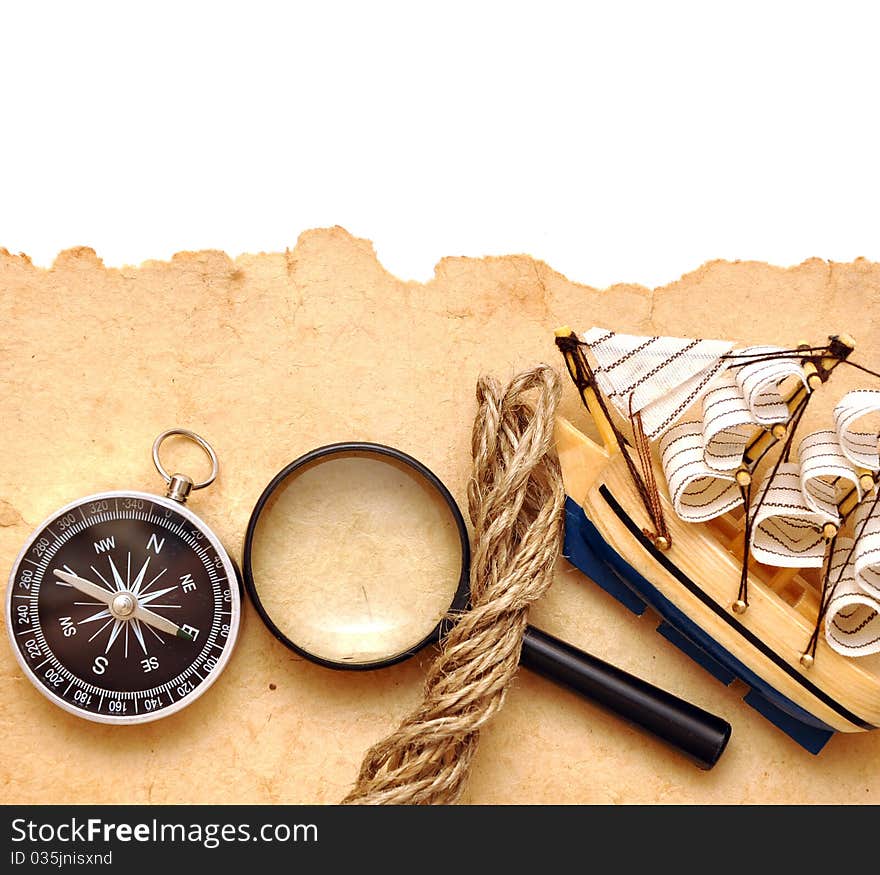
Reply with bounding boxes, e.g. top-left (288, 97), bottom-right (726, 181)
top-left (554, 327), bottom-right (880, 752)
